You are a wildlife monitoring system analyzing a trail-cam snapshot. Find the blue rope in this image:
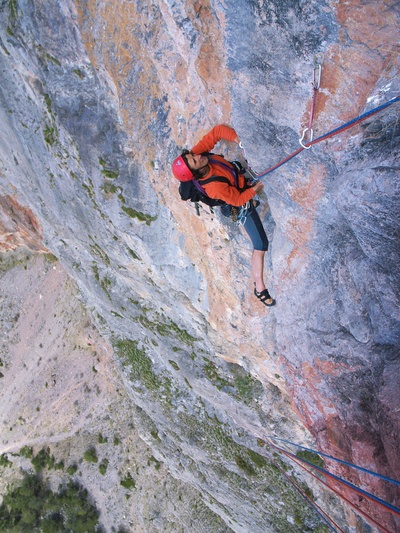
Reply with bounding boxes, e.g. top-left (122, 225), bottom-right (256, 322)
top-left (311, 95), bottom-right (400, 143)
top-left (265, 438), bottom-right (400, 516)
top-left (264, 436), bottom-right (400, 486)
top-left (255, 95), bottom-right (399, 178)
